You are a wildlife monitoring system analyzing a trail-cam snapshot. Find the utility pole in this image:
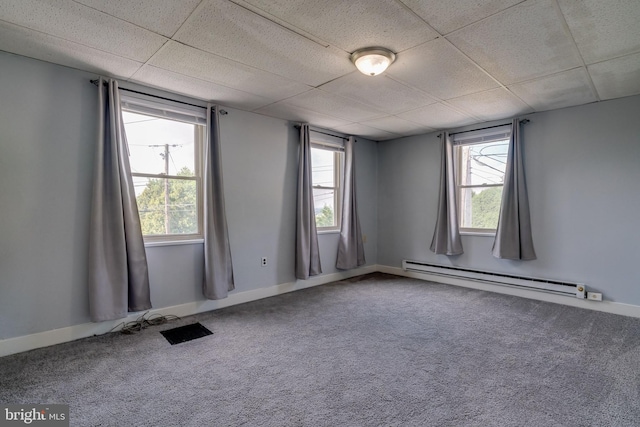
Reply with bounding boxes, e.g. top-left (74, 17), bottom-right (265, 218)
top-left (163, 144), bottom-right (170, 234)
top-left (155, 143), bottom-right (179, 234)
